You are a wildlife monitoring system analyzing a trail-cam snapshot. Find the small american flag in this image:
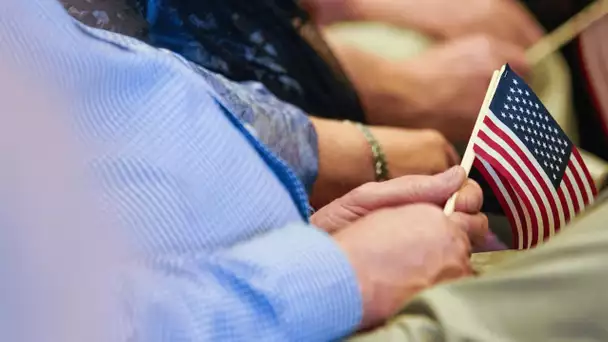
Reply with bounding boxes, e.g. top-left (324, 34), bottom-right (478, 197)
top-left (473, 65), bottom-right (597, 249)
